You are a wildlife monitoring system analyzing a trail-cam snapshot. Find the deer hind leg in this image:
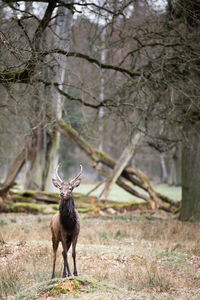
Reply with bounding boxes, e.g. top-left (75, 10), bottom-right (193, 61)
top-left (72, 235), bottom-right (78, 276)
top-left (62, 237), bottom-right (72, 277)
top-left (52, 238), bottom-right (59, 279)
